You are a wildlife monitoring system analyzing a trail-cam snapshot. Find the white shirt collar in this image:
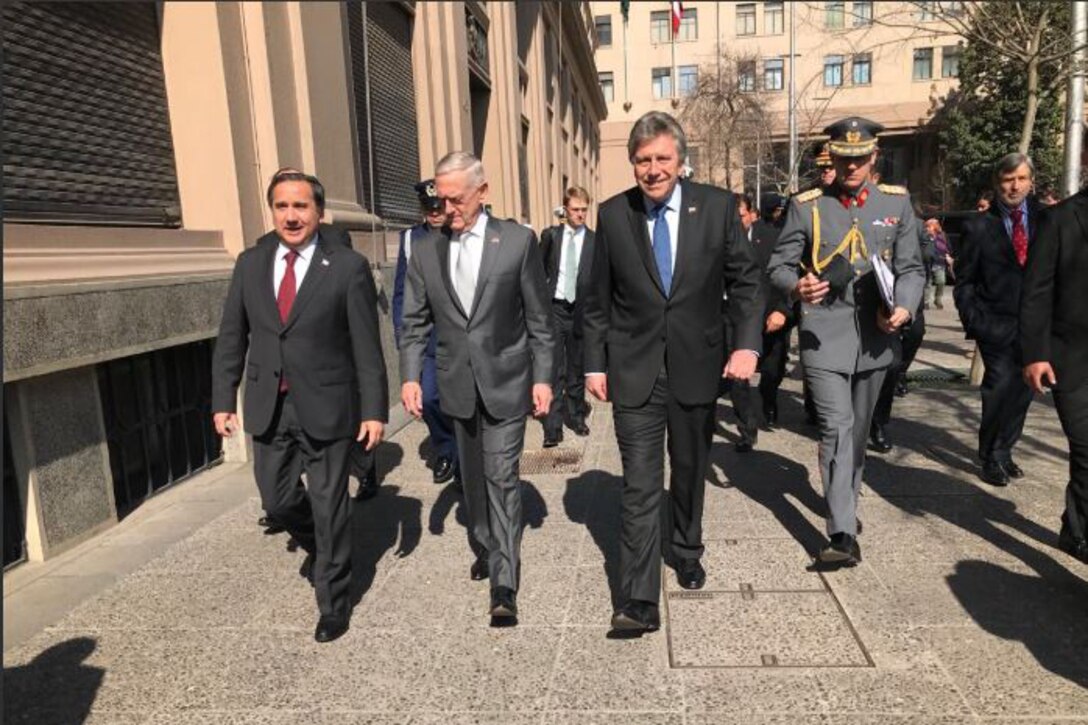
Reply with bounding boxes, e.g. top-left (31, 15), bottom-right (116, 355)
top-left (643, 181), bottom-right (682, 216)
top-left (459, 211), bottom-right (489, 242)
top-left (278, 234), bottom-right (318, 261)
